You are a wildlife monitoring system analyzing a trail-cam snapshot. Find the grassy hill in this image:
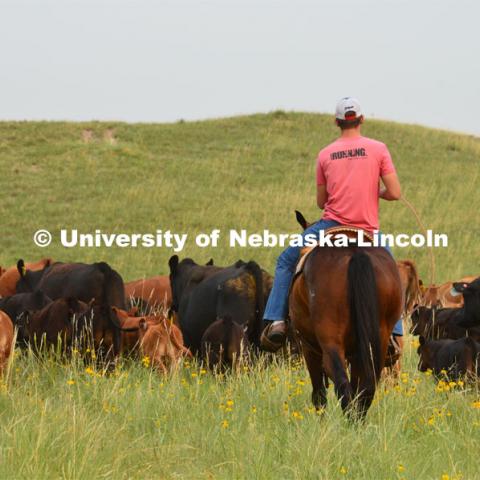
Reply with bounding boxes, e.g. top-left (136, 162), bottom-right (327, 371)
top-left (1, 114), bottom-right (479, 479)
top-left (1, 112), bottom-right (479, 282)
